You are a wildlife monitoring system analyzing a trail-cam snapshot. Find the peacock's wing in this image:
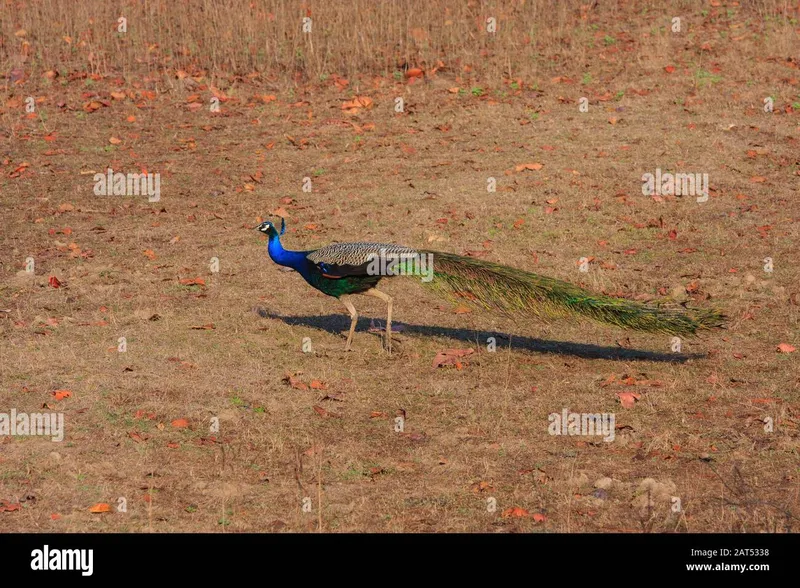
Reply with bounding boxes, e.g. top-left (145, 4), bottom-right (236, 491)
top-left (306, 242), bottom-right (418, 278)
